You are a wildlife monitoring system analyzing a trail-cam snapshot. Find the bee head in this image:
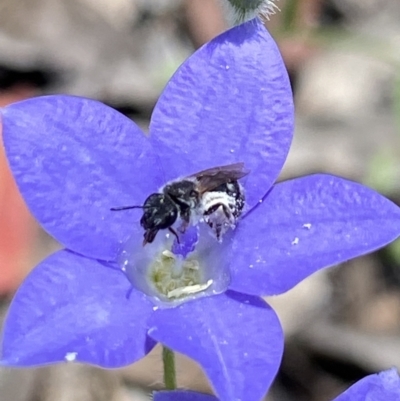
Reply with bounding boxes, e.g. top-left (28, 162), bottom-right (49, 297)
top-left (140, 193), bottom-right (178, 231)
